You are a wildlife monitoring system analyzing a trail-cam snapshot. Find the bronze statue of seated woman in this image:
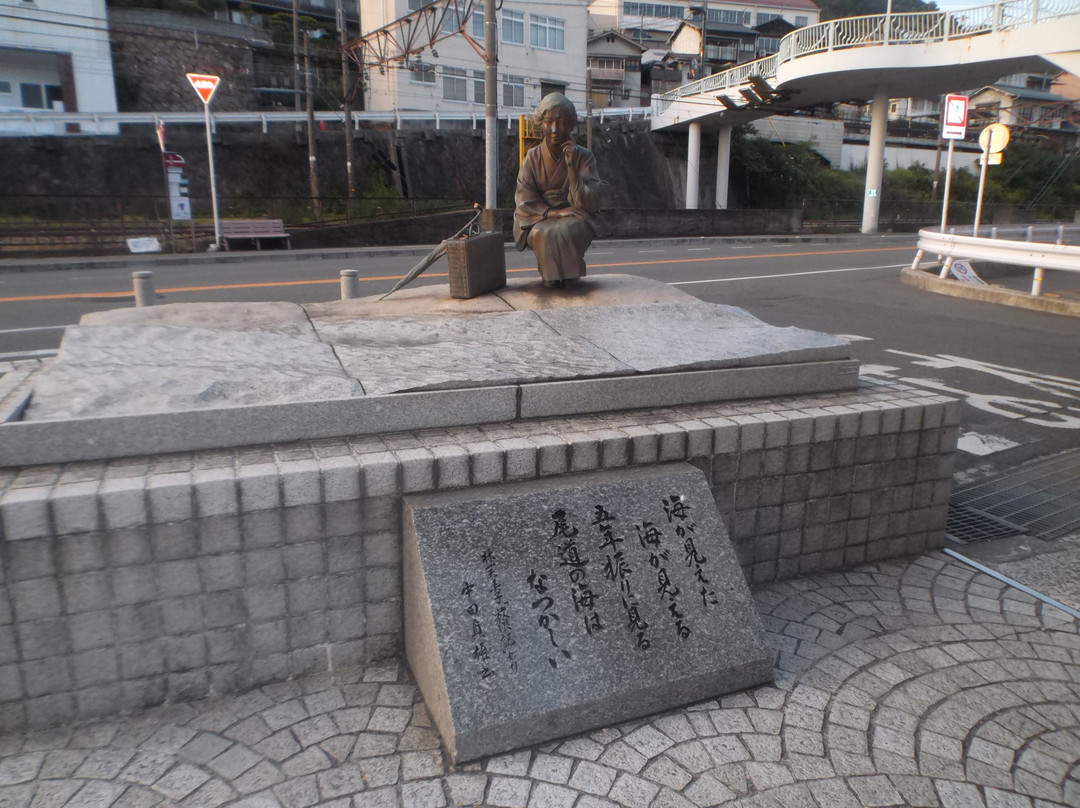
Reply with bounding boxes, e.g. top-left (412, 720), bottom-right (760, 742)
top-left (513, 93), bottom-right (605, 289)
